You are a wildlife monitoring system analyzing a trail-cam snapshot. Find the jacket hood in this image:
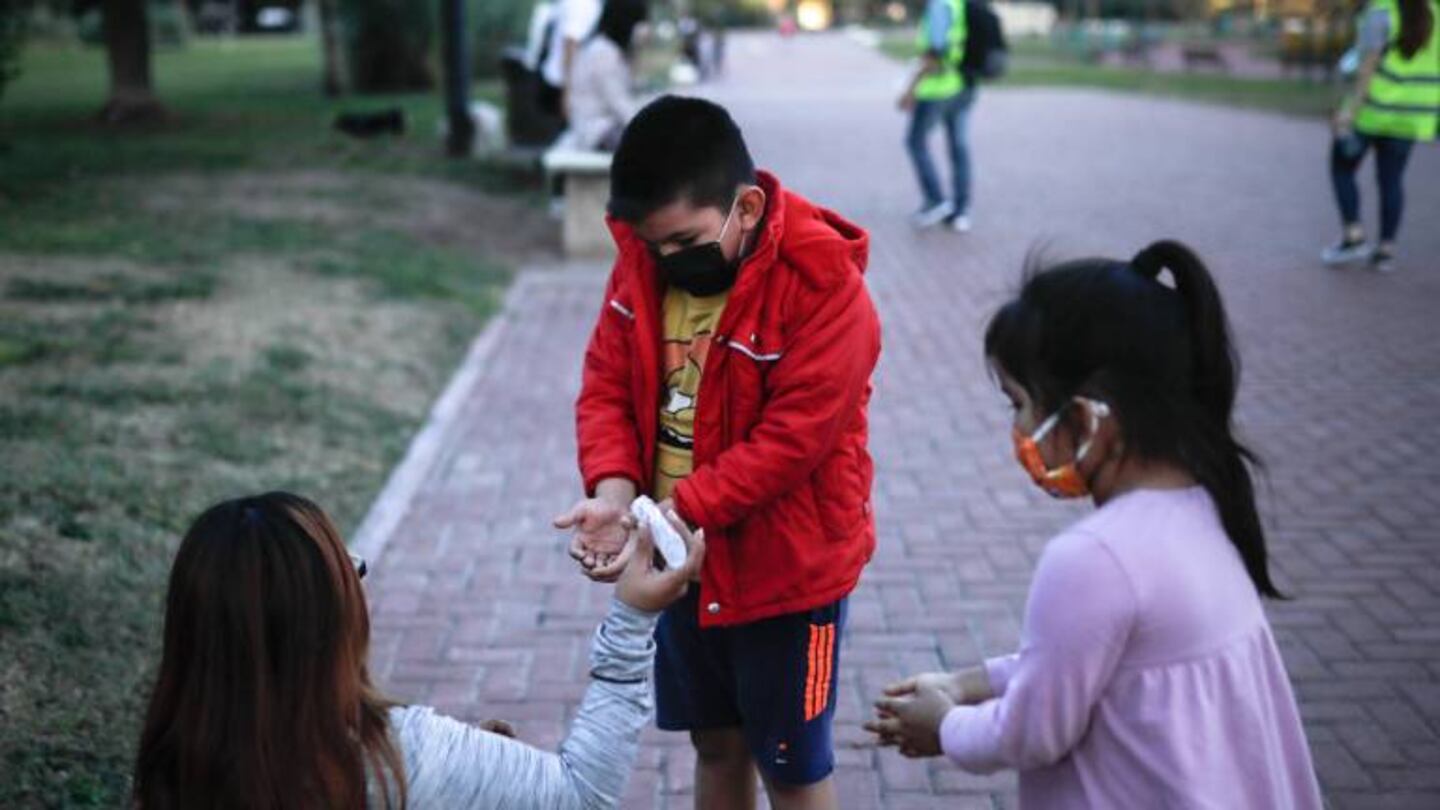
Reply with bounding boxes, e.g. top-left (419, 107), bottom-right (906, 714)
top-left (762, 171), bottom-right (870, 290)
